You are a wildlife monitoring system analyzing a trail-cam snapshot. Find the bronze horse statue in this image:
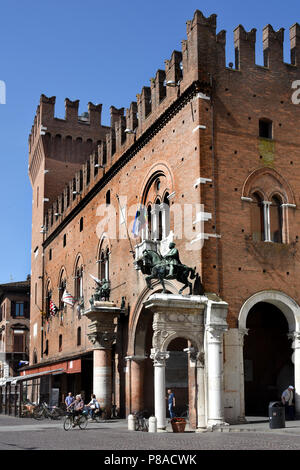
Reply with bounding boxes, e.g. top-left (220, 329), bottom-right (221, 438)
top-left (137, 249), bottom-right (197, 295)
